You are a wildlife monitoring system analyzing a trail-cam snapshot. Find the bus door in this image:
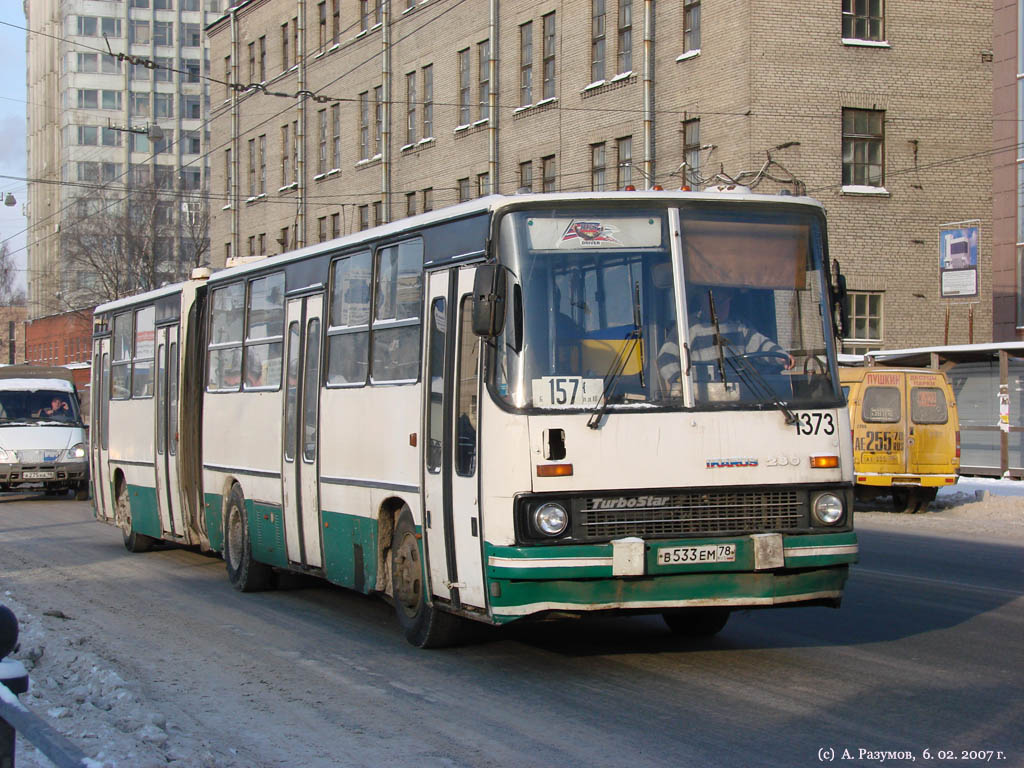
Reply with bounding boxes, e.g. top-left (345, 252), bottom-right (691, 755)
top-left (154, 325), bottom-right (185, 538)
top-left (91, 340), bottom-right (114, 522)
top-left (905, 372), bottom-right (955, 475)
top-left (281, 294), bottom-right (325, 570)
top-left (422, 268), bottom-right (486, 610)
